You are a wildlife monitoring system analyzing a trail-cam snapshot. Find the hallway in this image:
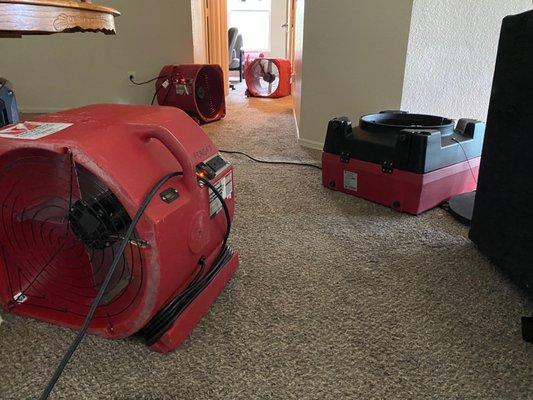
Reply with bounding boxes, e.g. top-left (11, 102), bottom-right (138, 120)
top-left (1, 91), bottom-right (531, 399)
